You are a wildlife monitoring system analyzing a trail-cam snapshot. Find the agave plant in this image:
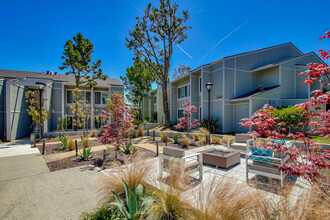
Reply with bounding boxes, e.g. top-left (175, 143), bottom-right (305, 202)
top-left (173, 134), bottom-right (179, 144)
top-left (122, 142), bottom-right (134, 155)
top-left (111, 179), bottom-right (151, 220)
top-left (78, 146), bottom-right (92, 161)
